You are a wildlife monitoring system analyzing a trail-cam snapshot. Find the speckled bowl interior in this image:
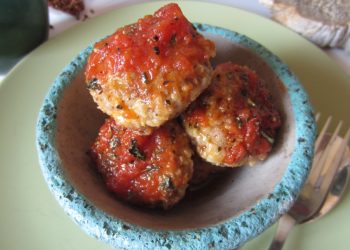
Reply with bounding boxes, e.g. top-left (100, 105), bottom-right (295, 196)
top-left (36, 24), bottom-right (316, 250)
